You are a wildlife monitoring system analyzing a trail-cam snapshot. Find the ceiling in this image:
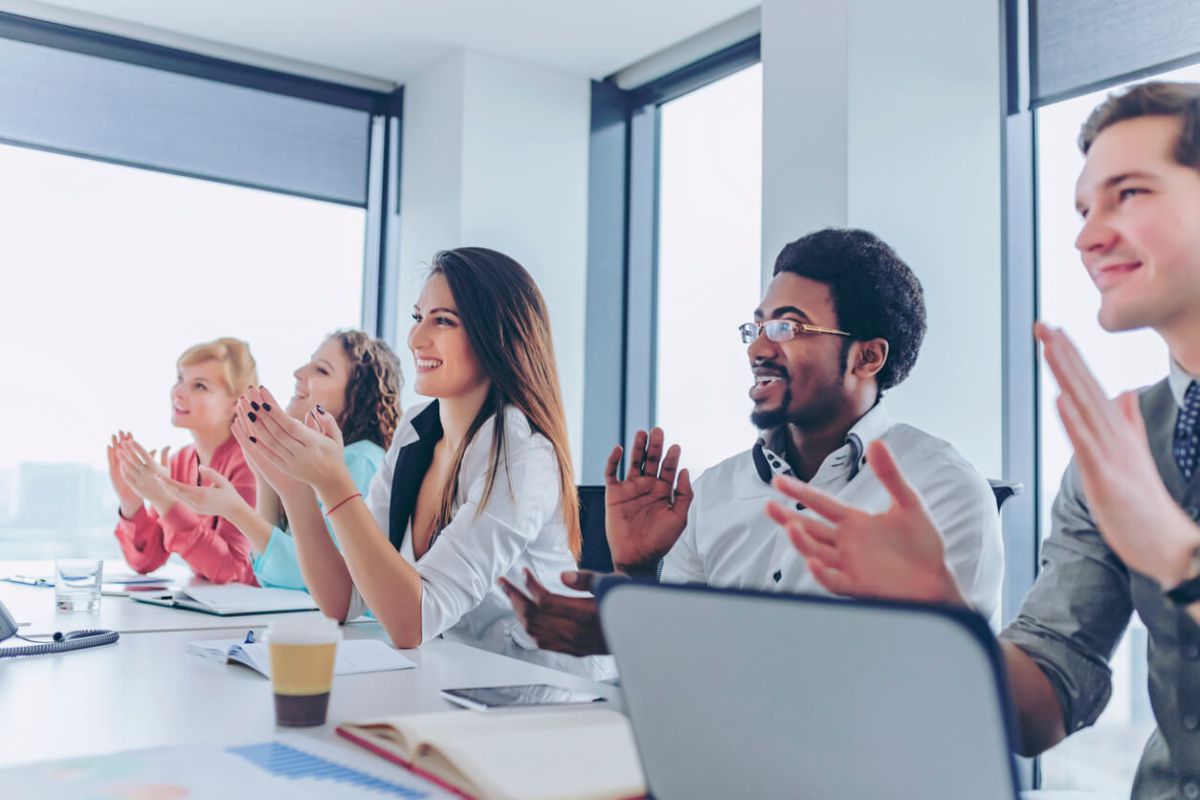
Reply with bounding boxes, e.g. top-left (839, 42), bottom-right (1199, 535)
top-left (3, 0), bottom-right (760, 87)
